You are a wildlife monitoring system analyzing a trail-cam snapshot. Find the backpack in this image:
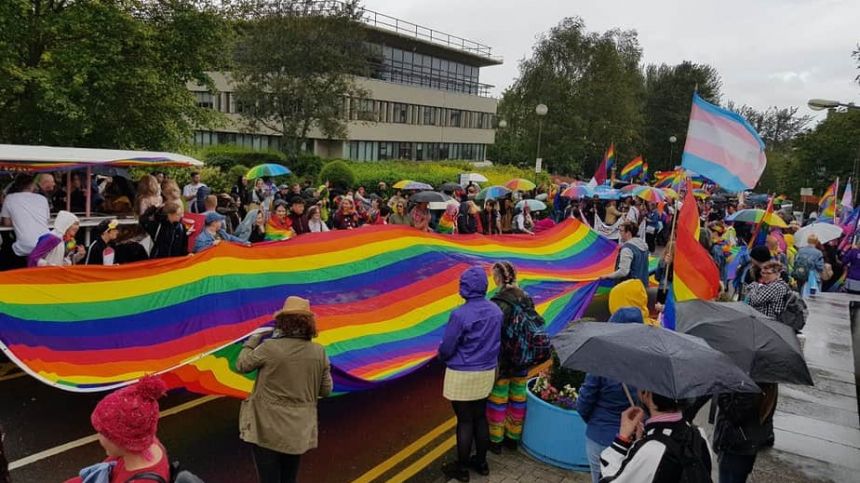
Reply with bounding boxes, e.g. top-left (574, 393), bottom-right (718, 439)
top-left (792, 260), bottom-right (809, 285)
top-left (128, 461), bottom-right (204, 483)
top-left (650, 423), bottom-right (712, 483)
top-left (778, 290), bottom-right (808, 332)
top-left (492, 293), bottom-right (552, 369)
